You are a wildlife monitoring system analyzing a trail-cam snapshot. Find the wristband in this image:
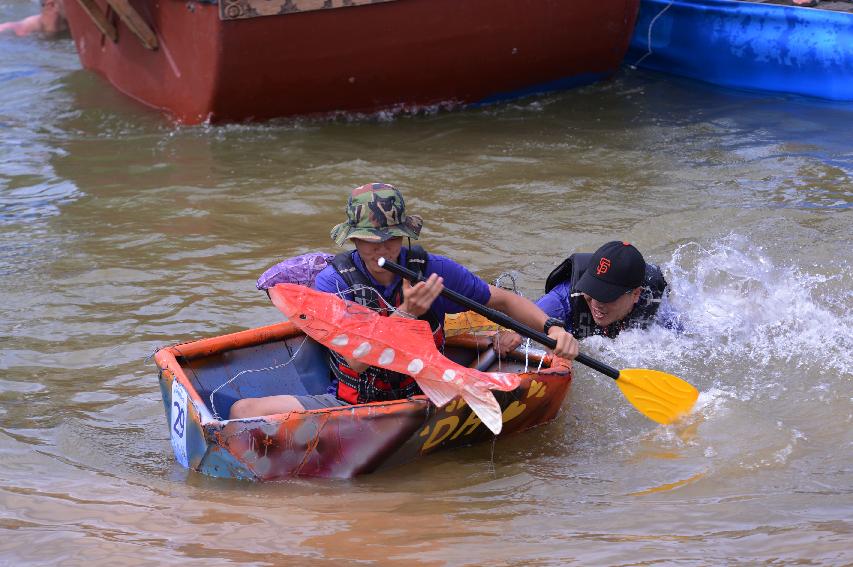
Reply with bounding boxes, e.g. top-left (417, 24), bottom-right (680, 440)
top-left (543, 317), bottom-right (565, 335)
